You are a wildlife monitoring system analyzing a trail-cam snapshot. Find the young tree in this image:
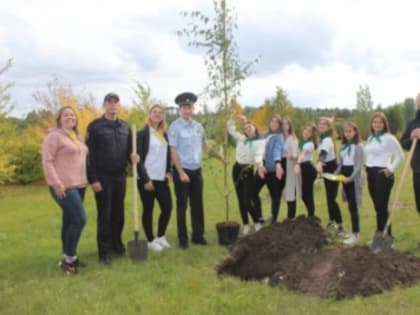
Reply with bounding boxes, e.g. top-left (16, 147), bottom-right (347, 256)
top-left (32, 78), bottom-right (98, 138)
top-left (355, 84), bottom-right (374, 139)
top-left (179, 0), bottom-right (257, 222)
top-left (129, 82), bottom-right (167, 127)
top-left (356, 84), bottom-right (373, 112)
